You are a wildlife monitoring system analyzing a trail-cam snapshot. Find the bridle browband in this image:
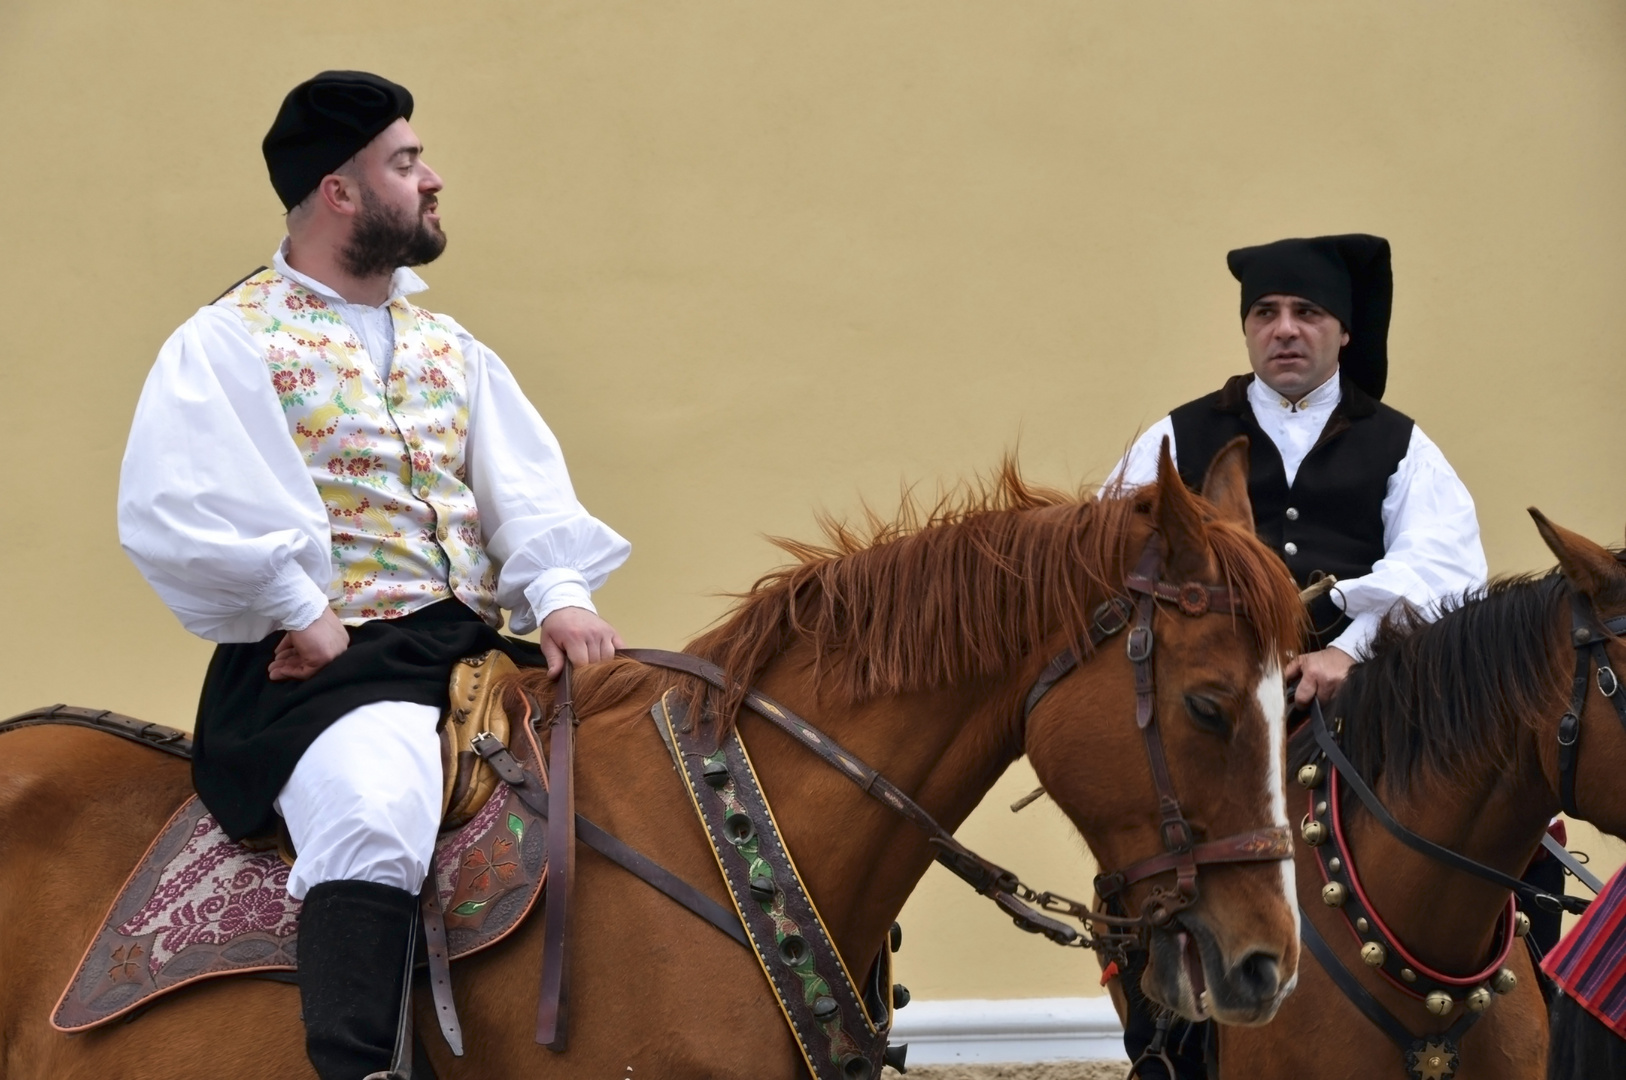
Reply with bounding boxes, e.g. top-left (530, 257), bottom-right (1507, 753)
top-left (1554, 592), bottom-right (1626, 819)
